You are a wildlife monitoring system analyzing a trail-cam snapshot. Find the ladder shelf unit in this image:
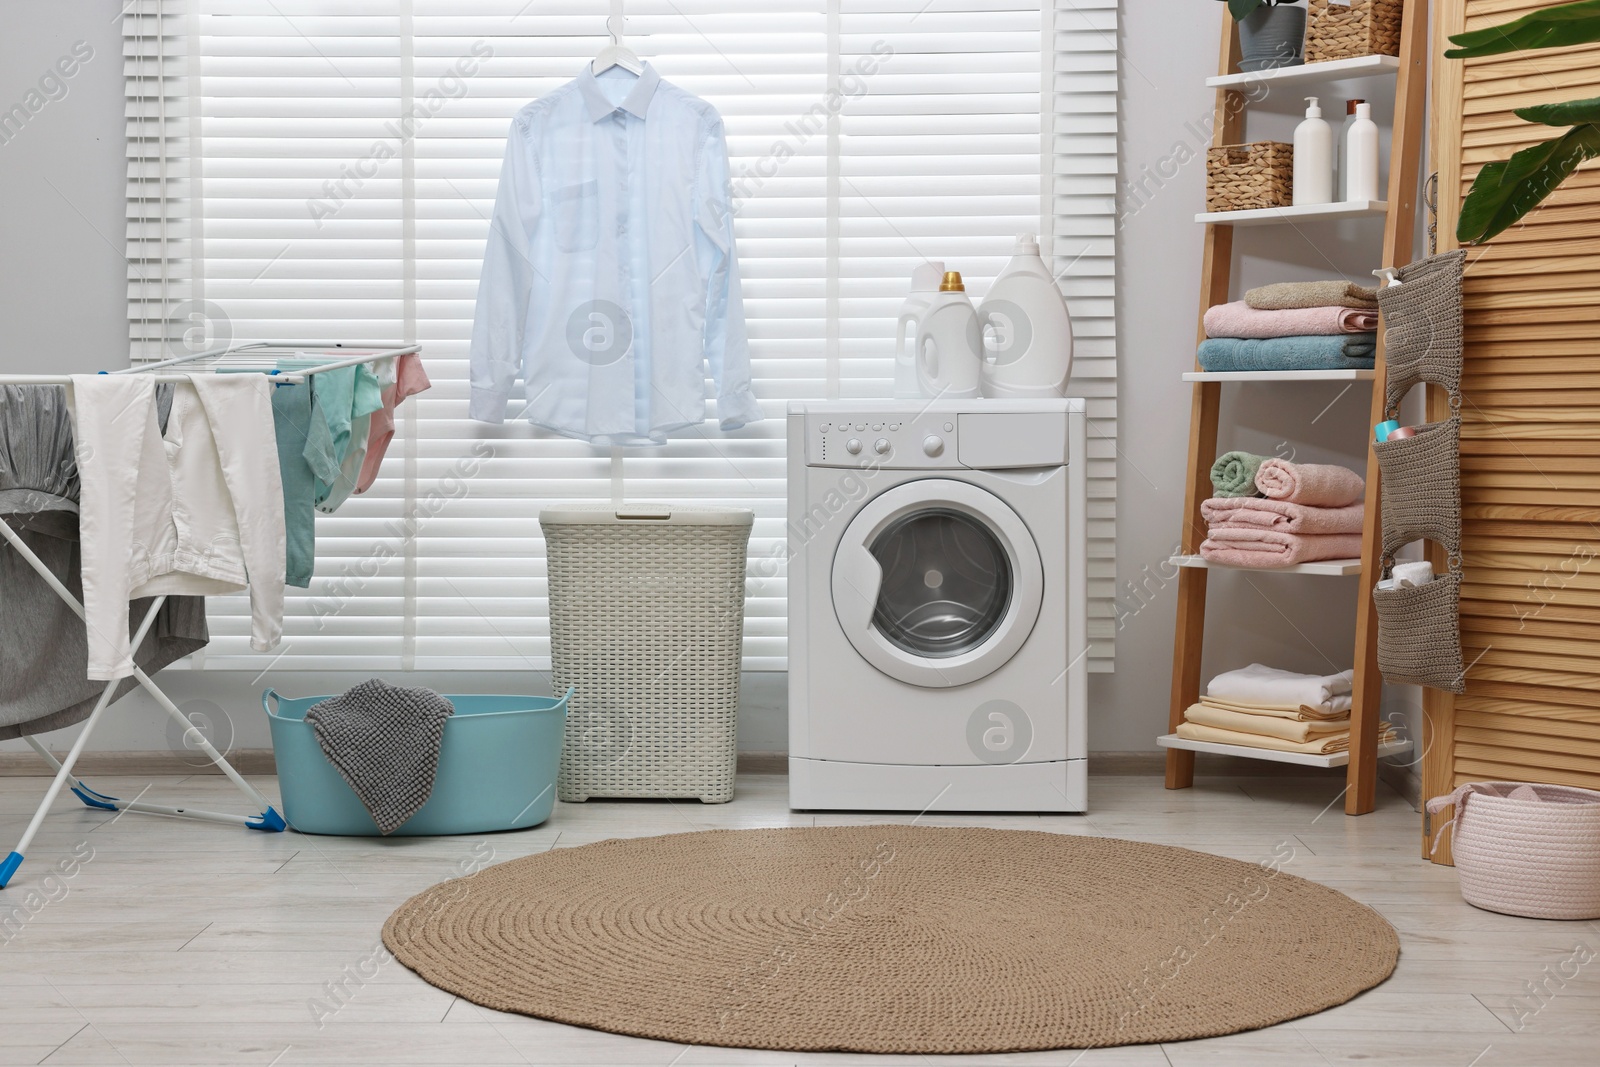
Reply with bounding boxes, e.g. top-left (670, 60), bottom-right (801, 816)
top-left (1164, 1), bottom-right (1429, 814)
